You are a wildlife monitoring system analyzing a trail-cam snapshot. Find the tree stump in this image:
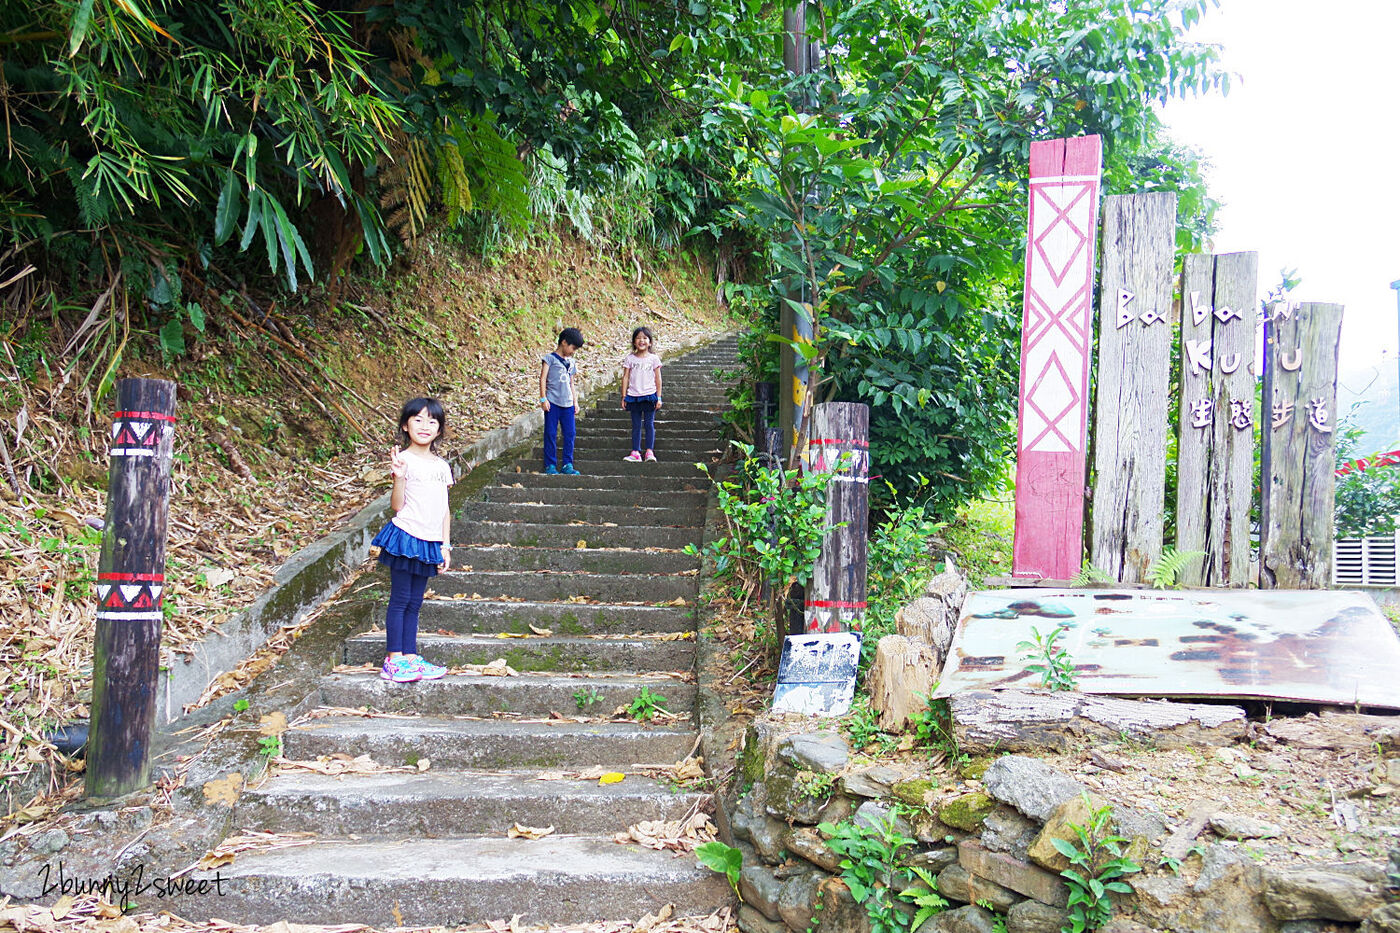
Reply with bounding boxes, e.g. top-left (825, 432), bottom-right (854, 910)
top-left (868, 635), bottom-right (938, 732)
